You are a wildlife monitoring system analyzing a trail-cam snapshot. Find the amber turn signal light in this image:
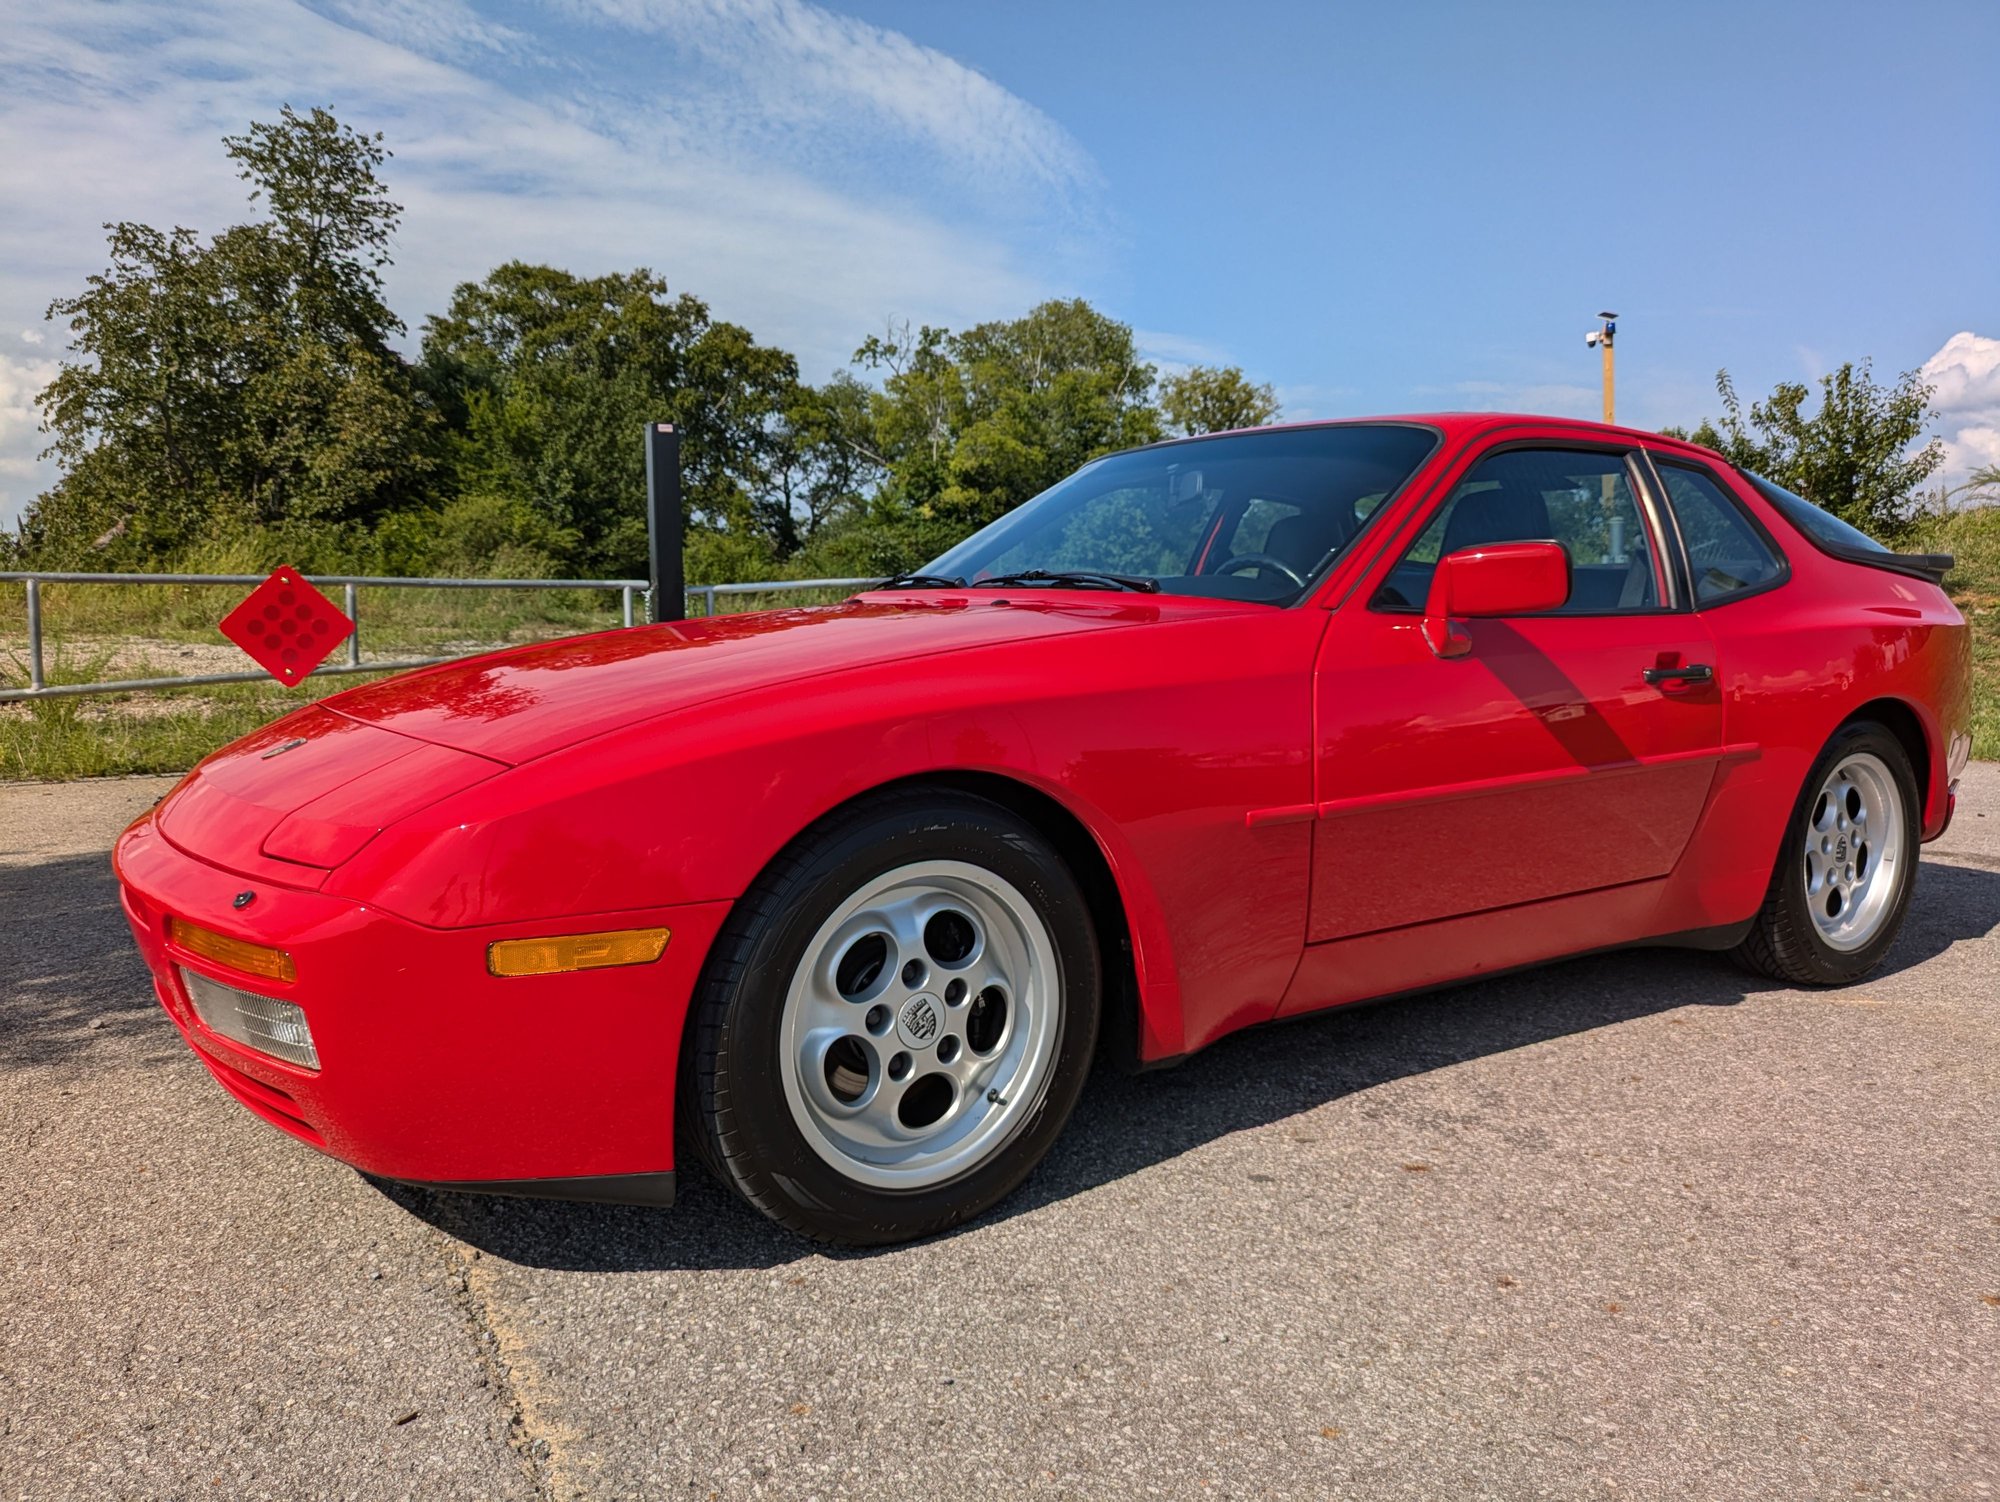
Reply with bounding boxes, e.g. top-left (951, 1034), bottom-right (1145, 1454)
top-left (165, 917), bottom-right (297, 983)
top-left (487, 927), bottom-right (671, 978)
